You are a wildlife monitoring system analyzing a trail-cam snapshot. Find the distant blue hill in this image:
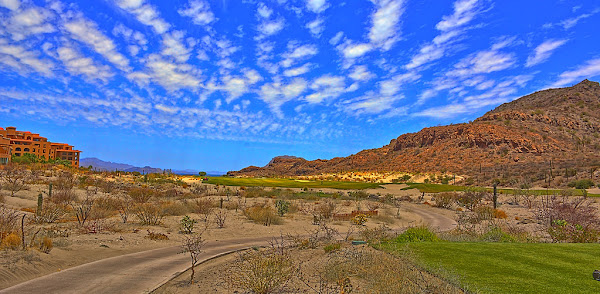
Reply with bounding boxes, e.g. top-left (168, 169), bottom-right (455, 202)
top-left (80, 157), bottom-right (224, 176)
